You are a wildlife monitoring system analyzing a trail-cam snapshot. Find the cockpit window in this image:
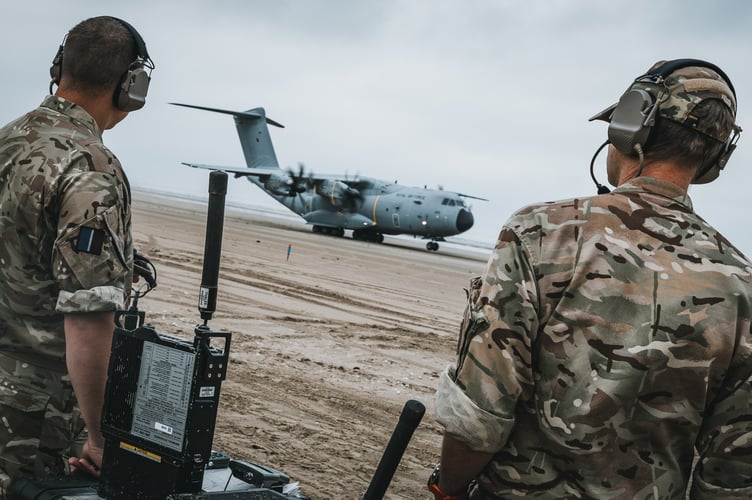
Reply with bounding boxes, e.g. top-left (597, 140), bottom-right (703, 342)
top-left (442, 198), bottom-right (466, 207)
